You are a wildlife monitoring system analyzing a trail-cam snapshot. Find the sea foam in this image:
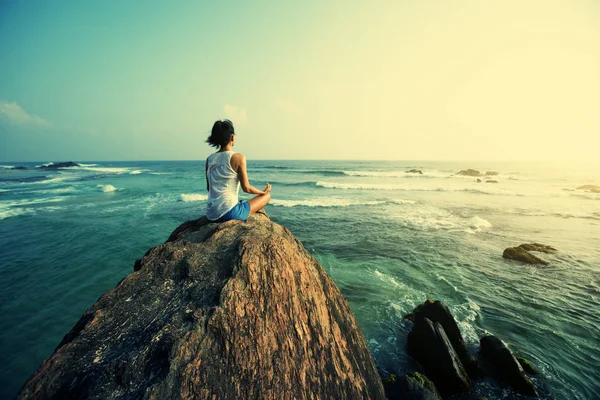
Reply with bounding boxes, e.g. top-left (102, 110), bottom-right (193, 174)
top-left (180, 193), bottom-right (208, 202)
top-left (98, 184), bottom-right (118, 193)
